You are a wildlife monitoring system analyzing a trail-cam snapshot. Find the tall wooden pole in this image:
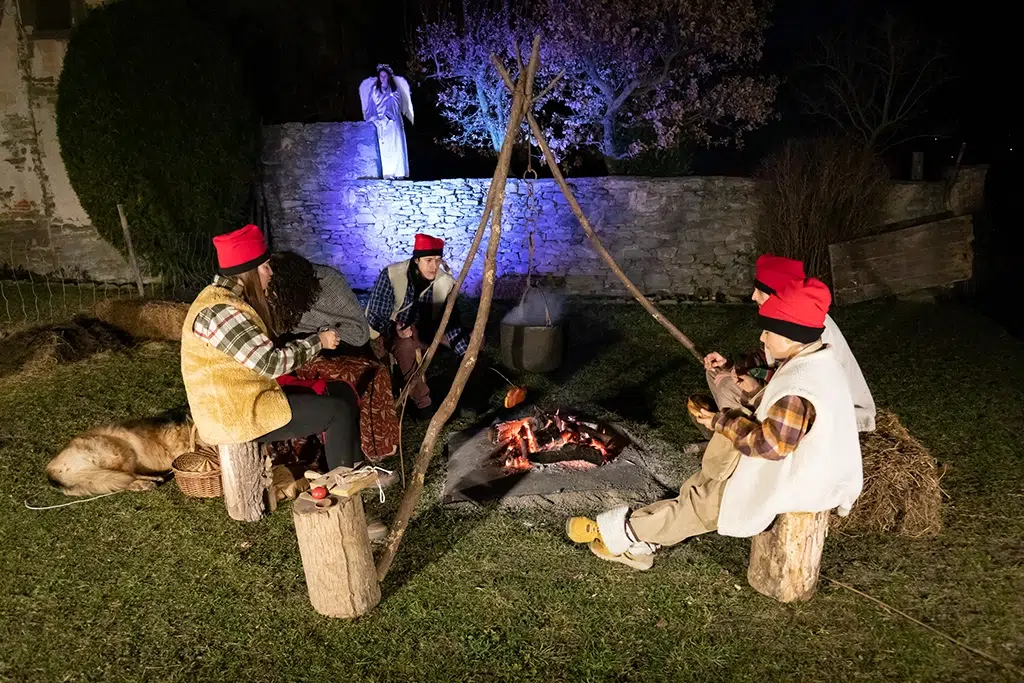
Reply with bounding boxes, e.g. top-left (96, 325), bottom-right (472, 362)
top-left (375, 38), bottom-right (540, 582)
